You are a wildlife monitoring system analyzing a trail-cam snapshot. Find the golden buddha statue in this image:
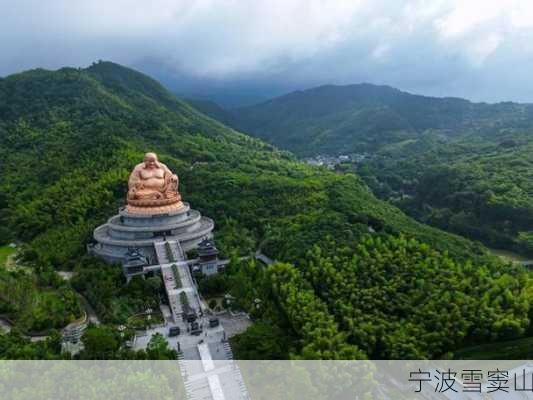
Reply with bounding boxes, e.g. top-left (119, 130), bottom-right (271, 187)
top-left (126, 152), bottom-right (183, 214)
